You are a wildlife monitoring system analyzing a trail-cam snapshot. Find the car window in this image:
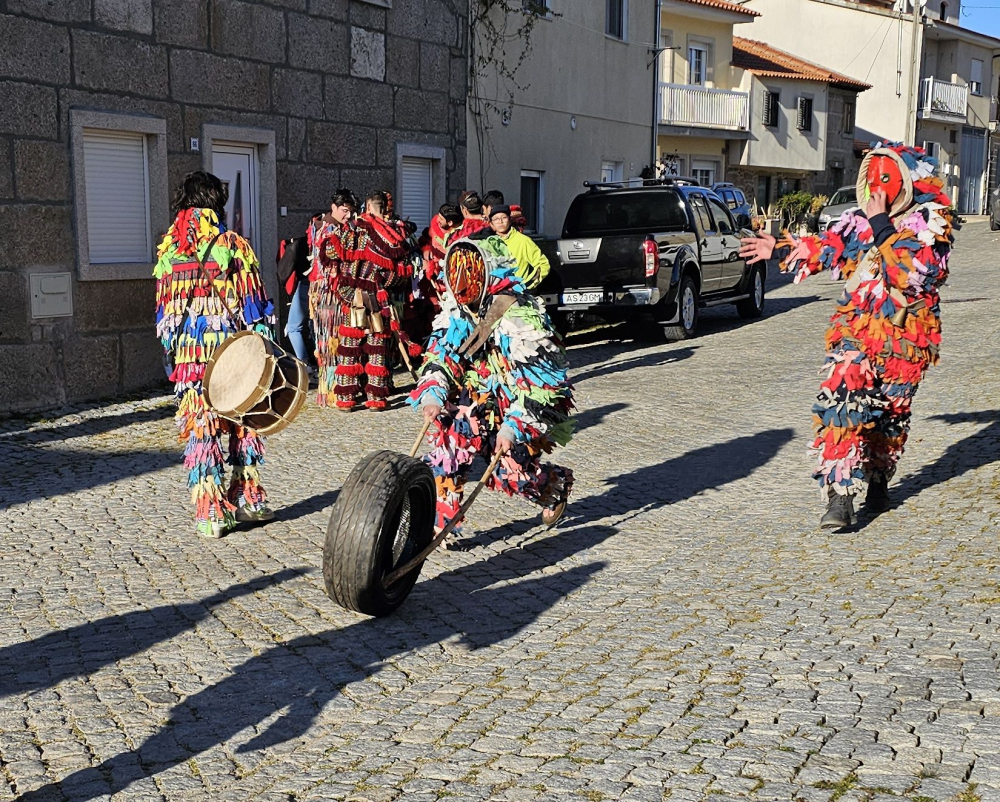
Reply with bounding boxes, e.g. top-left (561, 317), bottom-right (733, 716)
top-left (708, 197), bottom-right (735, 234)
top-left (689, 194), bottom-right (714, 234)
top-left (735, 190), bottom-right (746, 205)
top-left (722, 190), bottom-right (738, 209)
top-left (829, 188), bottom-right (857, 205)
top-left (564, 190), bottom-right (688, 234)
